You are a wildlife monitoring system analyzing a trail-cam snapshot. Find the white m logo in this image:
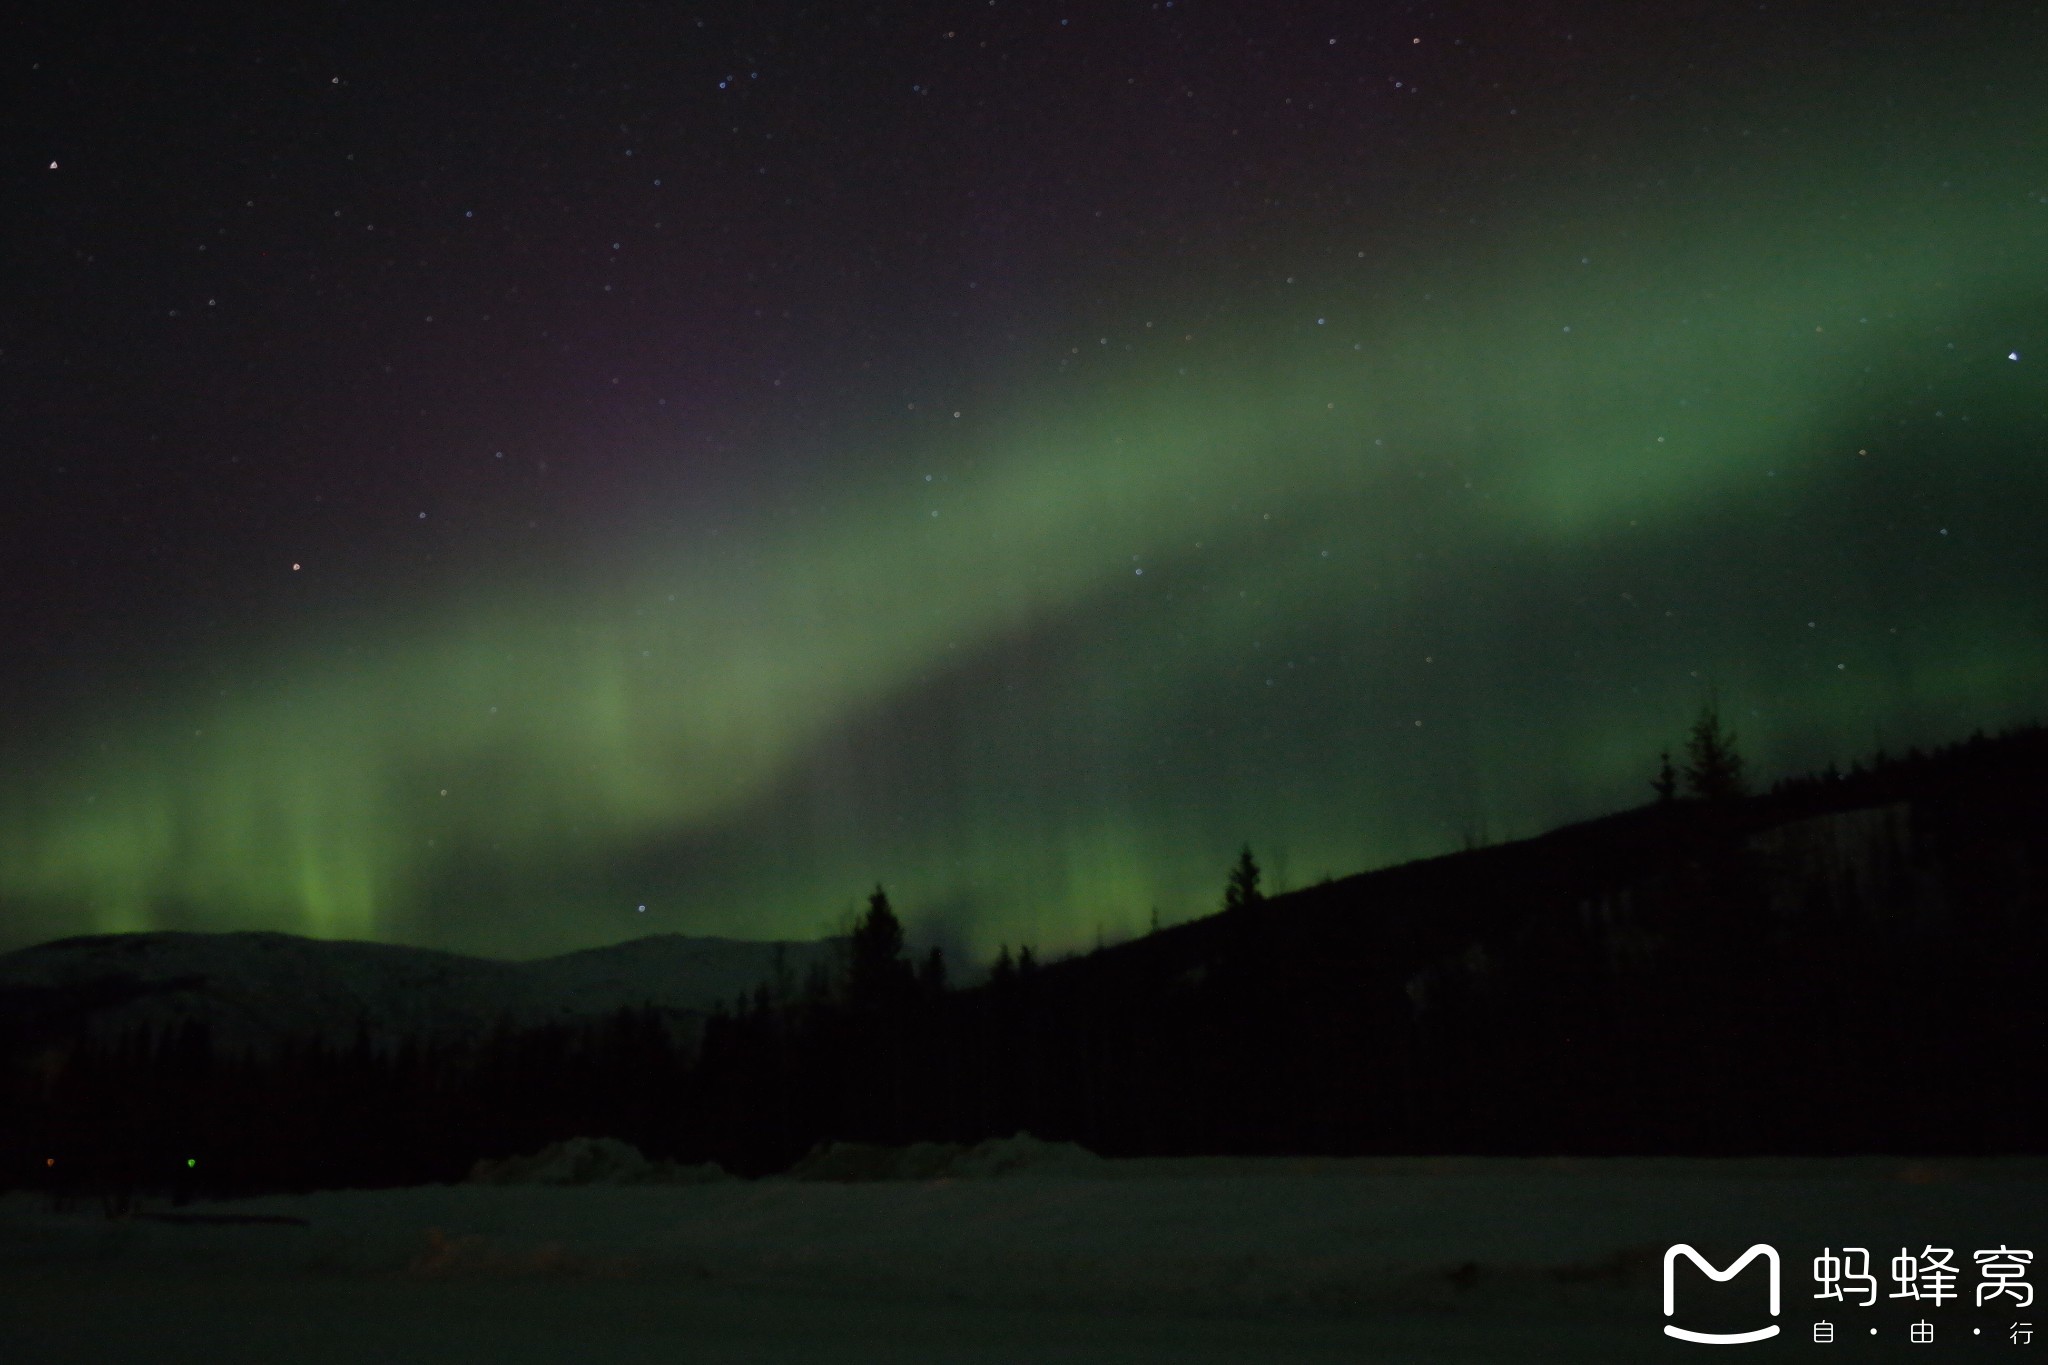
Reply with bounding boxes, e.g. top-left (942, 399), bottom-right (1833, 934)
top-left (1663, 1243), bottom-right (1781, 1344)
